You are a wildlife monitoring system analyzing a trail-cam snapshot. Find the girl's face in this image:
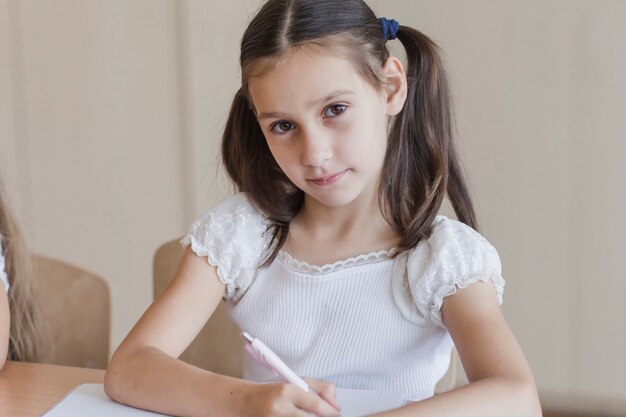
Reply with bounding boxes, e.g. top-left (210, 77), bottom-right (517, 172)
top-left (248, 46), bottom-right (404, 210)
